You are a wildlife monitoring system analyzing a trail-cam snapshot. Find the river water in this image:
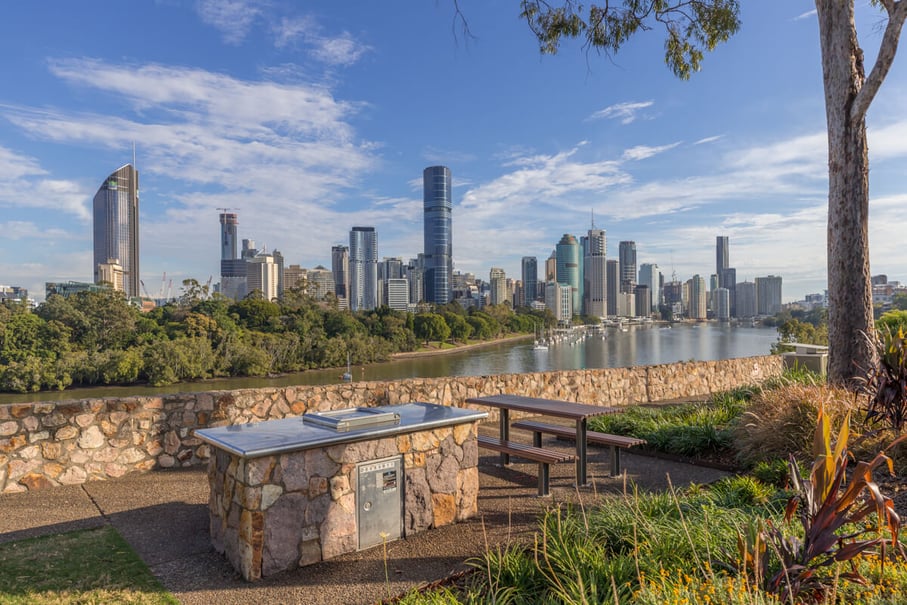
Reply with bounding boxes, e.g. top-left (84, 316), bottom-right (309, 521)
top-left (0, 323), bottom-right (778, 404)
